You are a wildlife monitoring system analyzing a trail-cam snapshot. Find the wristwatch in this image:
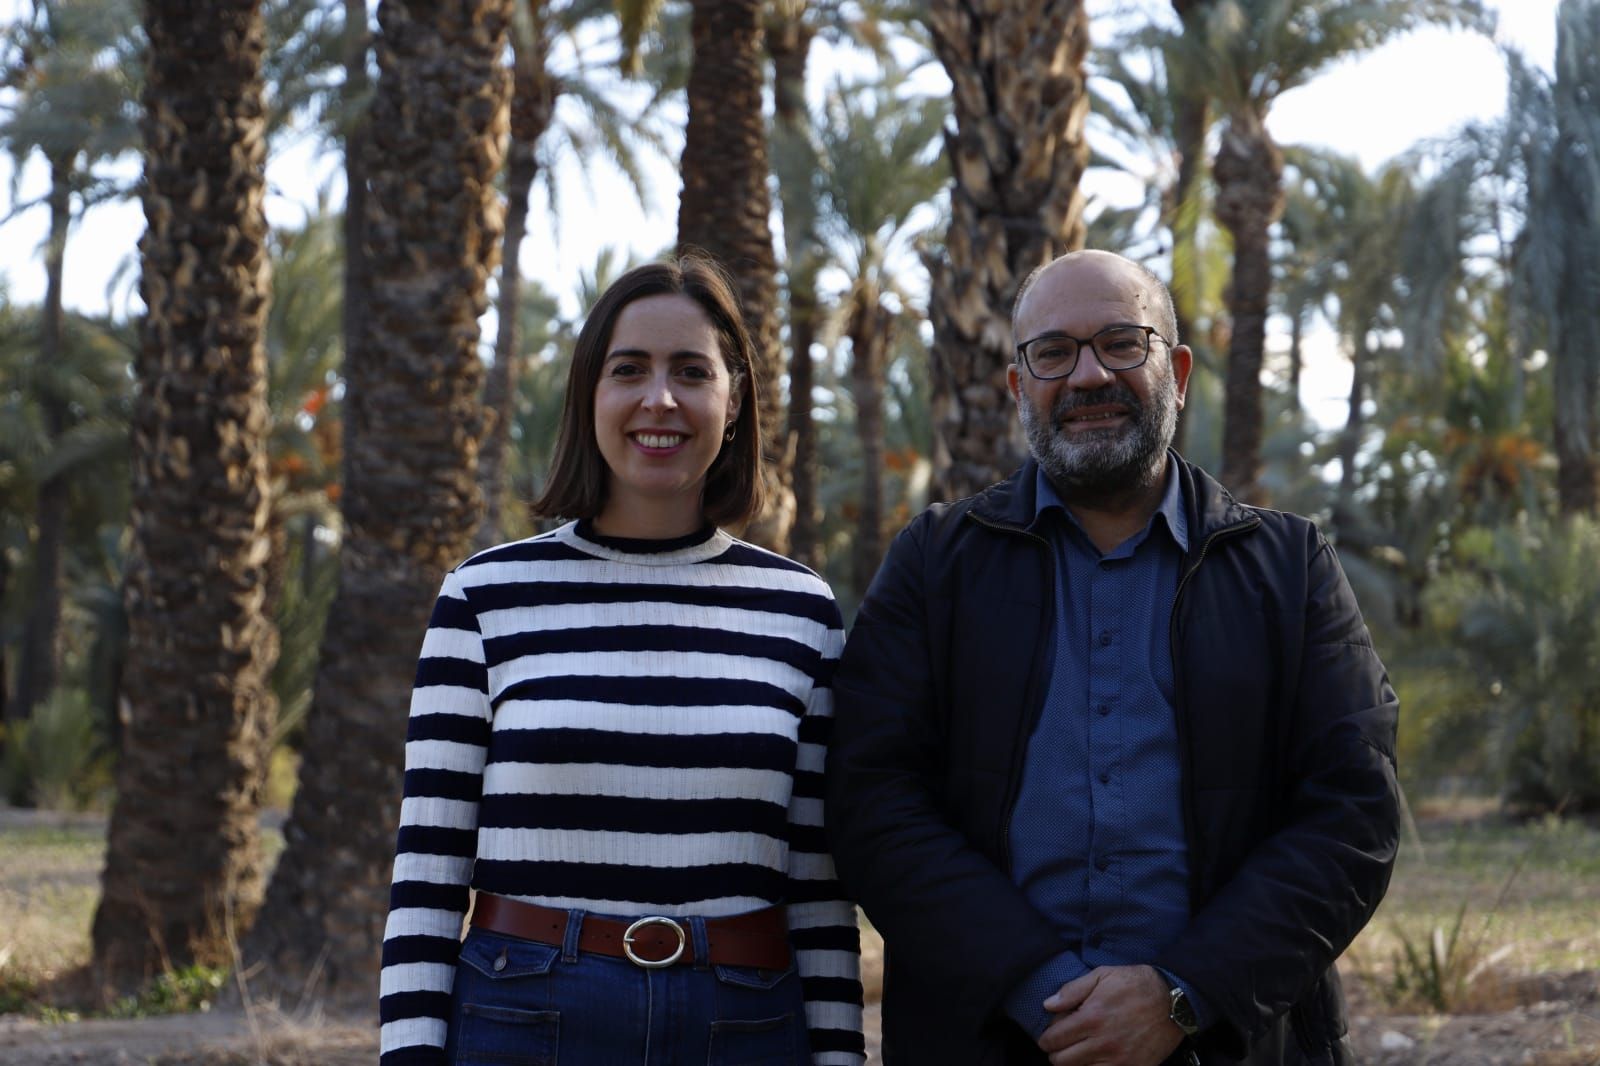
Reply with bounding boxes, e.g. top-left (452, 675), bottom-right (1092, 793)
top-left (1168, 983), bottom-right (1201, 1036)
